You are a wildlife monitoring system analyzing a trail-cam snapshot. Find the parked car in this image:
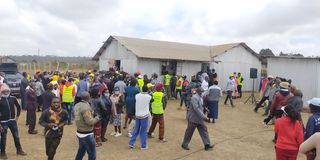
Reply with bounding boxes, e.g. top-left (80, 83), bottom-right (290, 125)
top-left (5, 72), bottom-right (23, 97)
